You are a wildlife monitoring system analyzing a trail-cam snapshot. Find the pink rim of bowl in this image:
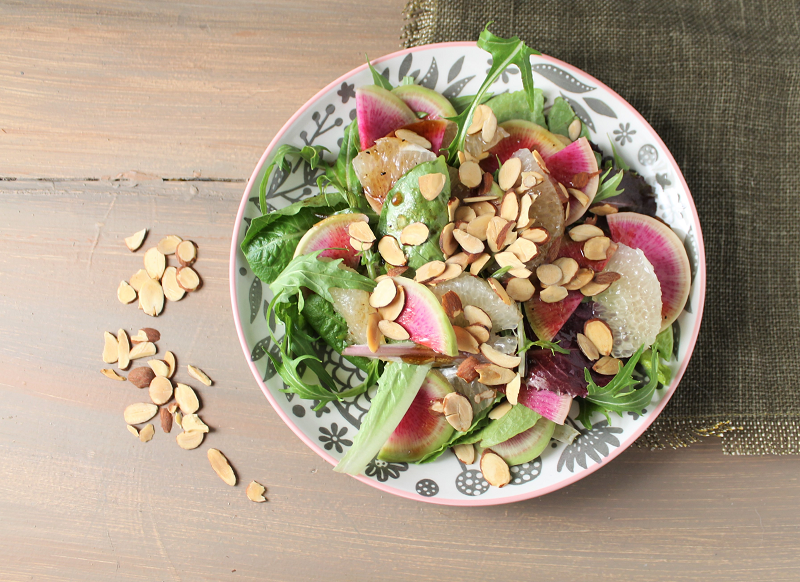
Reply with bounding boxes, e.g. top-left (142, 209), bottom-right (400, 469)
top-left (229, 41), bottom-right (707, 507)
